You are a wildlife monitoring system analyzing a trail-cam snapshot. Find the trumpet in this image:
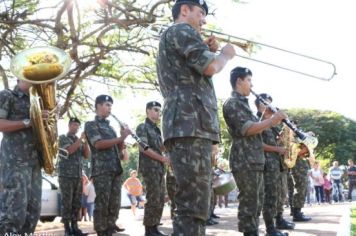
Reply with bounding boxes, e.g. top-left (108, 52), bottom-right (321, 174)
top-left (110, 114), bottom-right (149, 151)
top-left (148, 24), bottom-right (337, 81)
